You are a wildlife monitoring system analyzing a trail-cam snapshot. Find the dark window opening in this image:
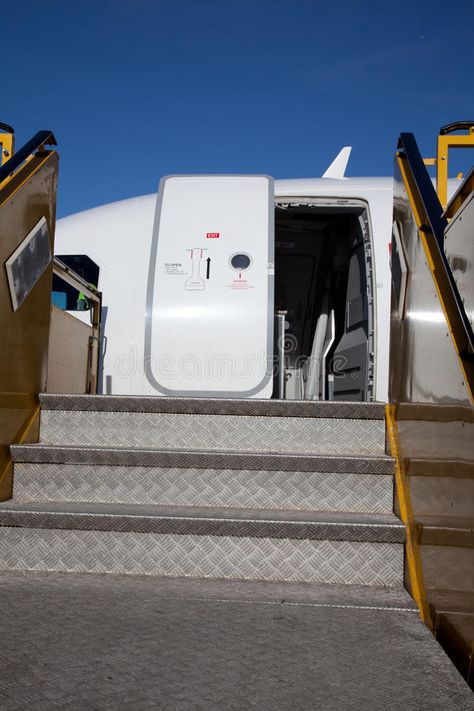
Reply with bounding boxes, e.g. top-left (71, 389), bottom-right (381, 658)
top-left (52, 254), bottom-right (100, 311)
